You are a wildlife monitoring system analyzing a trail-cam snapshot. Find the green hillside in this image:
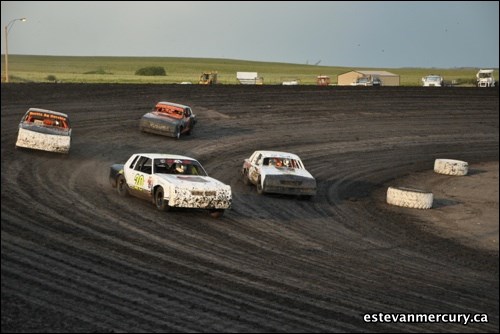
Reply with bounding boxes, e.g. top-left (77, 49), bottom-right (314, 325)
top-left (1, 54), bottom-right (490, 86)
